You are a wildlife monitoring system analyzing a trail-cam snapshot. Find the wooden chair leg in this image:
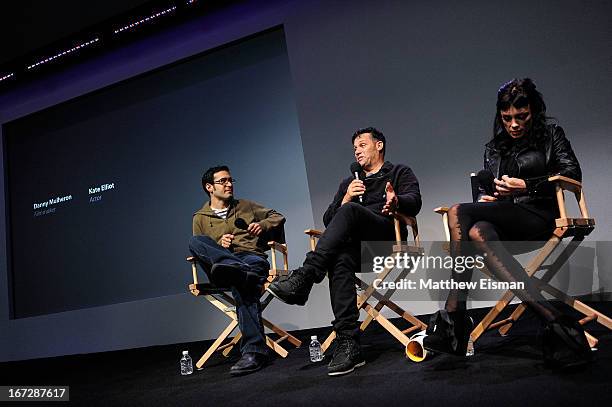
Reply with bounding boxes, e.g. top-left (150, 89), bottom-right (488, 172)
top-left (472, 235), bottom-right (563, 341)
top-left (321, 331), bottom-right (336, 353)
top-left (323, 263), bottom-right (426, 352)
top-left (359, 289), bottom-right (426, 332)
top-left (322, 270), bottom-right (399, 353)
top-left (471, 290), bottom-right (515, 342)
top-left (363, 303), bottom-right (410, 347)
top-left (263, 318), bottom-right (302, 347)
top-left (196, 319), bottom-right (239, 369)
top-left (221, 332), bottom-right (242, 357)
top-left (498, 234), bottom-right (581, 336)
top-left (266, 336), bottom-right (289, 358)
